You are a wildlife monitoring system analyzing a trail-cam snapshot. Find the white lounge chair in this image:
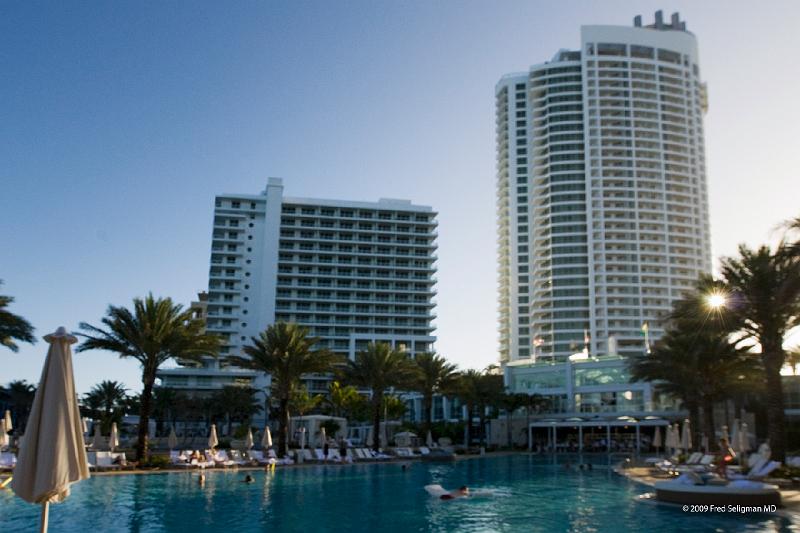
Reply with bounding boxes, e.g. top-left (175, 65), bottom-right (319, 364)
top-left (211, 450), bottom-right (235, 467)
top-left (418, 447), bottom-right (430, 456)
top-left (301, 449), bottom-right (314, 462)
top-left (346, 449), bottom-right (357, 462)
top-left (229, 450), bottom-right (248, 466)
top-left (328, 449), bottom-right (343, 462)
top-left (730, 461), bottom-right (782, 481)
top-left (0, 452), bottom-right (16, 469)
top-left (314, 448), bottom-right (325, 461)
